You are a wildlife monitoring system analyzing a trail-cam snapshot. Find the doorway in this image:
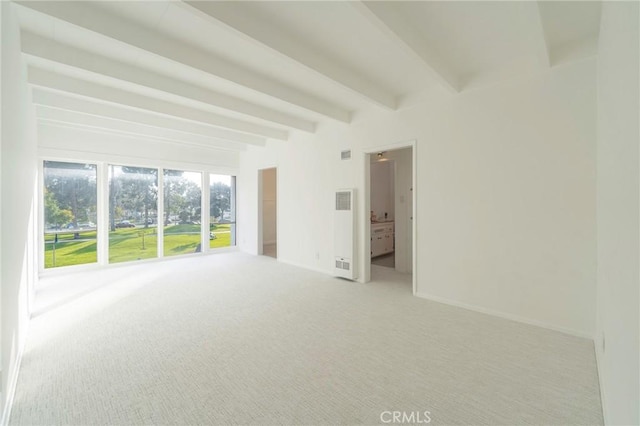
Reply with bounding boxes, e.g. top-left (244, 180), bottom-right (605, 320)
top-left (365, 142), bottom-right (416, 294)
top-left (370, 156), bottom-right (396, 268)
top-left (259, 168), bottom-right (277, 258)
